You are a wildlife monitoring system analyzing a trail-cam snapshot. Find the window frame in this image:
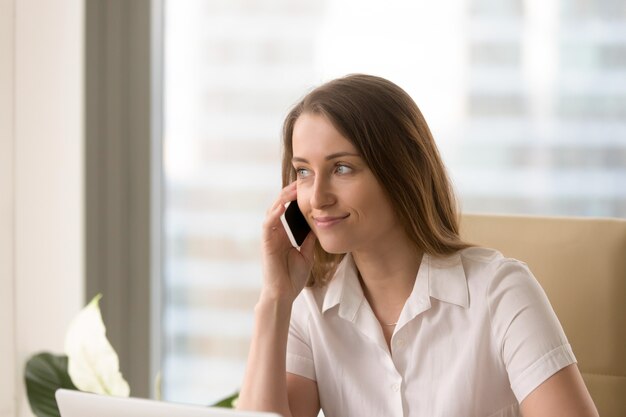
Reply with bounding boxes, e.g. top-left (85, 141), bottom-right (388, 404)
top-left (84, 0), bottom-right (163, 398)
